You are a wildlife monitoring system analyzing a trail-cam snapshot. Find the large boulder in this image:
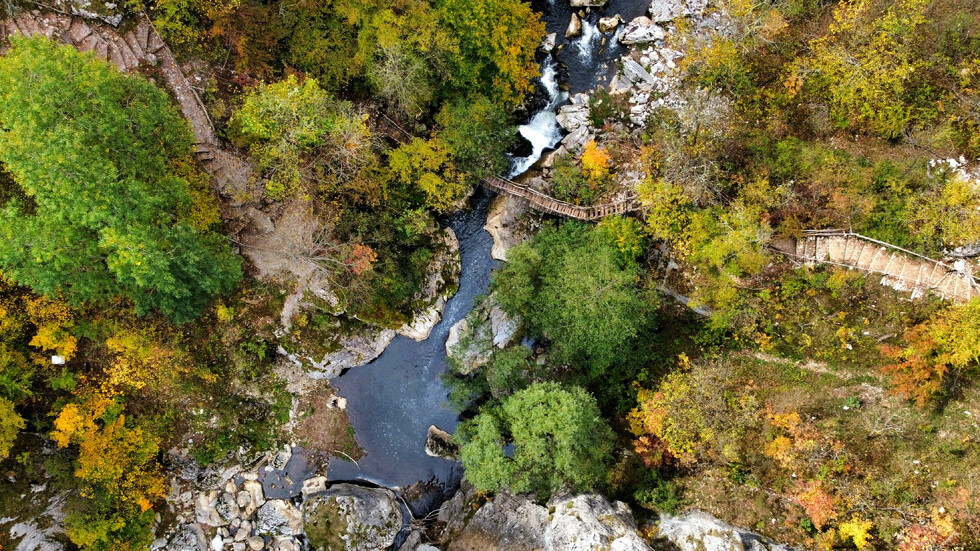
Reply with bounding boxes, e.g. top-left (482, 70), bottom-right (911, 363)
top-left (256, 499), bottom-right (304, 536)
top-left (540, 32), bottom-right (557, 53)
top-left (556, 103), bottom-right (591, 133)
top-left (303, 484), bottom-right (403, 551)
top-left (545, 495), bottom-right (652, 551)
top-left (618, 16), bottom-right (666, 44)
top-left (599, 16), bottom-right (622, 33)
top-left (439, 483), bottom-right (548, 551)
top-left (425, 424), bottom-right (460, 459)
top-left (655, 511), bottom-right (794, 551)
top-left (398, 227), bottom-right (460, 341)
top-left (566, 13), bottom-right (583, 39)
top-left (622, 58), bottom-right (656, 86)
